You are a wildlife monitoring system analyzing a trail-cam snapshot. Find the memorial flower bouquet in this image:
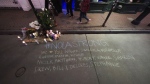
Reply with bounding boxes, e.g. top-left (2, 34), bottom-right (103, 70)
top-left (28, 20), bottom-right (40, 36)
top-left (29, 20), bottom-right (41, 30)
top-left (28, 8), bottom-right (56, 37)
top-left (29, 8), bottom-right (55, 30)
